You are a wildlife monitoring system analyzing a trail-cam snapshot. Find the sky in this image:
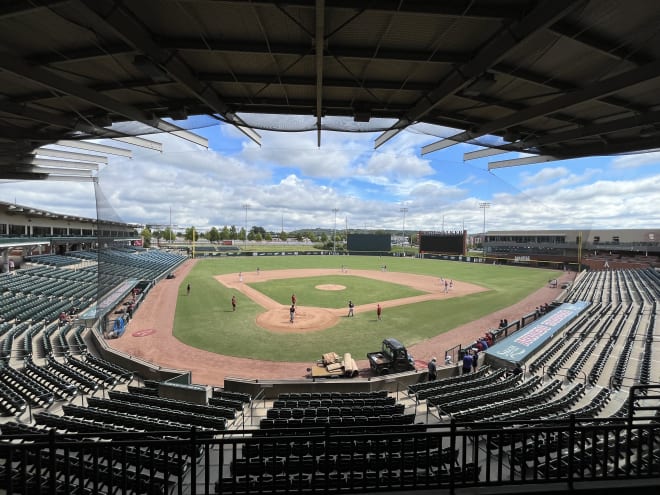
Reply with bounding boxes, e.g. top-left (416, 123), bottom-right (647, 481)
top-left (3, 118), bottom-right (659, 235)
